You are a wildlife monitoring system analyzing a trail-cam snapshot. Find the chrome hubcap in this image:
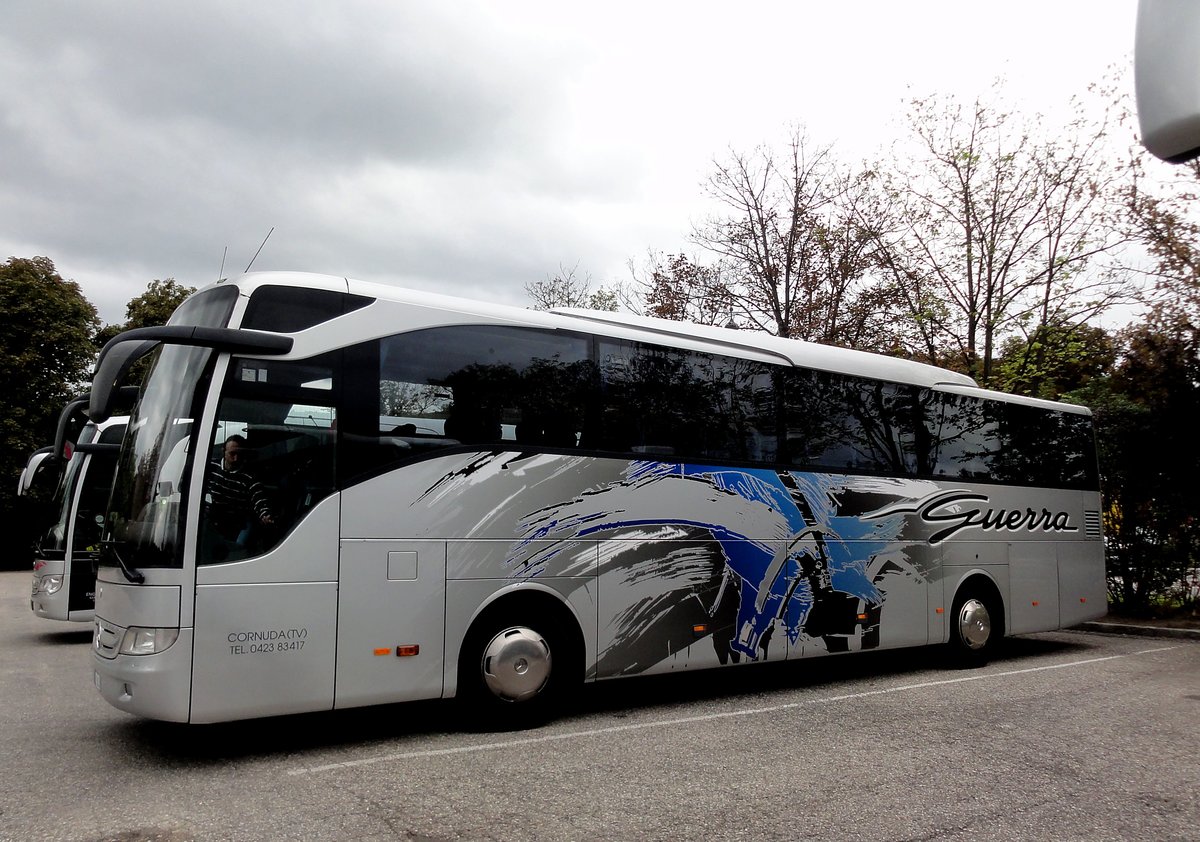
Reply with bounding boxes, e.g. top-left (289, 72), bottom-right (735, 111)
top-left (958, 598), bottom-right (991, 650)
top-left (481, 626), bottom-right (551, 702)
